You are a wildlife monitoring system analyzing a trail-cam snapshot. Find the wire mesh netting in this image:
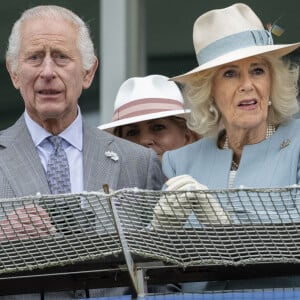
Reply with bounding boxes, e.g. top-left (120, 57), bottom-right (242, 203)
top-left (114, 187), bottom-right (300, 267)
top-left (0, 187), bottom-right (300, 275)
top-left (0, 192), bottom-right (122, 274)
